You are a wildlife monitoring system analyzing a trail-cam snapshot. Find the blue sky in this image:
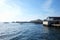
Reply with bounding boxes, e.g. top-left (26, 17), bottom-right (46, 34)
top-left (0, 0), bottom-right (60, 22)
